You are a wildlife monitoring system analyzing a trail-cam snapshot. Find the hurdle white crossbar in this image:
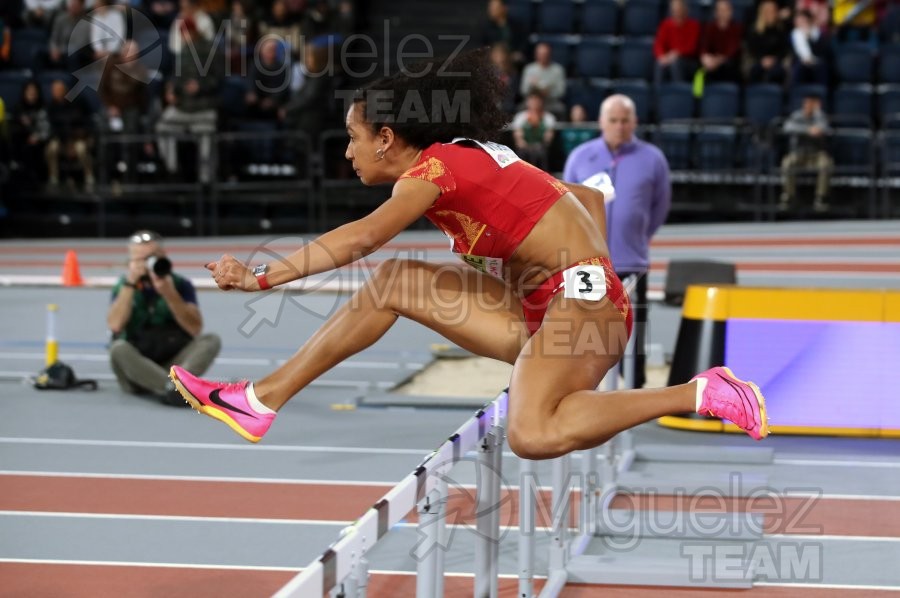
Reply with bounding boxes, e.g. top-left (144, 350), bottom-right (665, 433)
top-left (273, 392), bottom-right (509, 598)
